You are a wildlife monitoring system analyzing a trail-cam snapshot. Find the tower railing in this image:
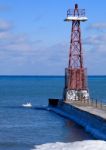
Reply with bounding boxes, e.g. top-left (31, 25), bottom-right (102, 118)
top-left (67, 9), bottom-right (86, 17)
